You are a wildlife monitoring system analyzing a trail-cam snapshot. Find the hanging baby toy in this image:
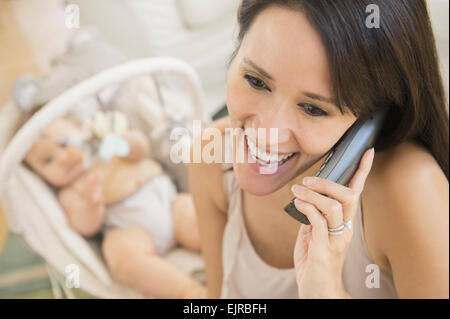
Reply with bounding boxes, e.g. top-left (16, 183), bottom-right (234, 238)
top-left (92, 110), bottom-right (131, 162)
